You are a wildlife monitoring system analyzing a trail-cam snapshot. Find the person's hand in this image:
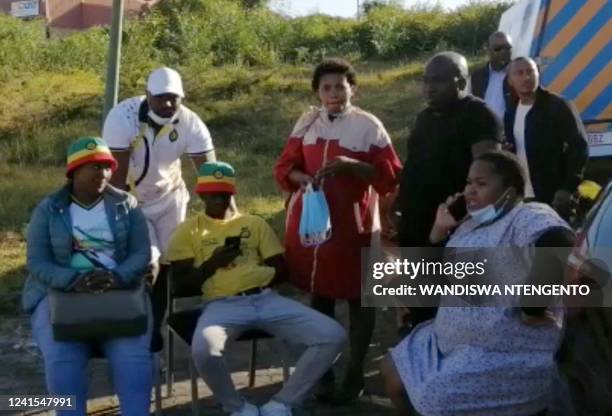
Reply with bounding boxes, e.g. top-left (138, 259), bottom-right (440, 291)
top-left (70, 270), bottom-right (118, 293)
top-left (85, 270), bottom-right (119, 293)
top-left (315, 156), bottom-right (362, 180)
top-left (288, 170), bottom-right (314, 190)
top-left (429, 194), bottom-right (461, 243)
top-left (552, 189), bottom-right (573, 218)
top-left (501, 140), bottom-right (514, 151)
top-left (70, 276), bottom-right (92, 293)
top-left (206, 245), bottom-right (242, 272)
